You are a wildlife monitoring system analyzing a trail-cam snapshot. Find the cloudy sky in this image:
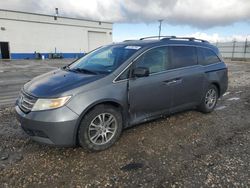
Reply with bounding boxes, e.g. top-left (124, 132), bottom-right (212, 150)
top-left (1, 0), bottom-right (250, 42)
